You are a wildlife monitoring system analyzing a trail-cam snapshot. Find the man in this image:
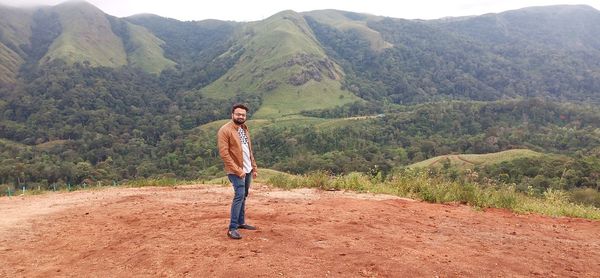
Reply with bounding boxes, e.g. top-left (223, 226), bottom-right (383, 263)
top-left (217, 104), bottom-right (258, 240)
